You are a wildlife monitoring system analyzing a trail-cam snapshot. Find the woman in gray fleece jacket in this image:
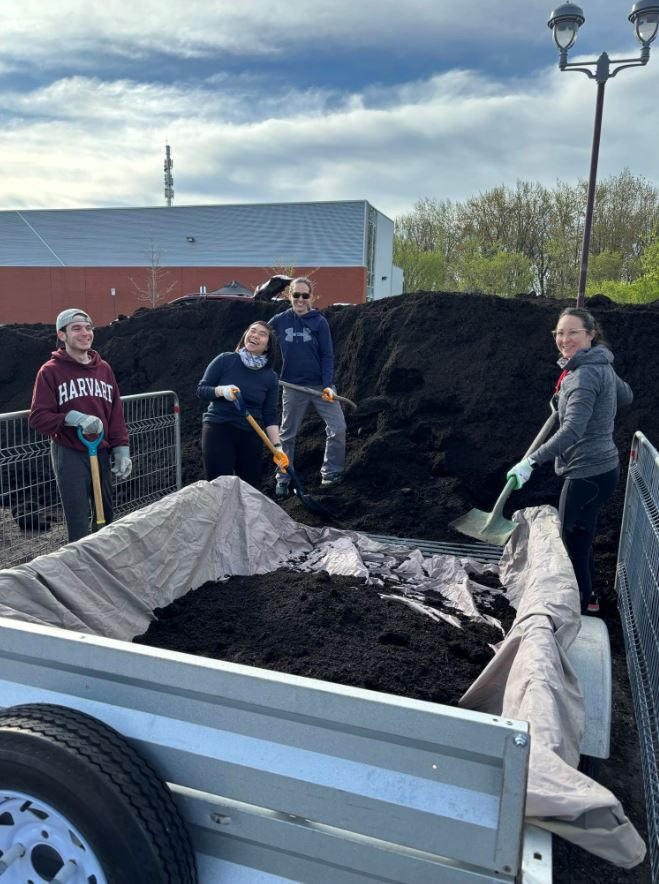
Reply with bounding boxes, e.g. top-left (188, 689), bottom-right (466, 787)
top-left (507, 308), bottom-right (633, 614)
